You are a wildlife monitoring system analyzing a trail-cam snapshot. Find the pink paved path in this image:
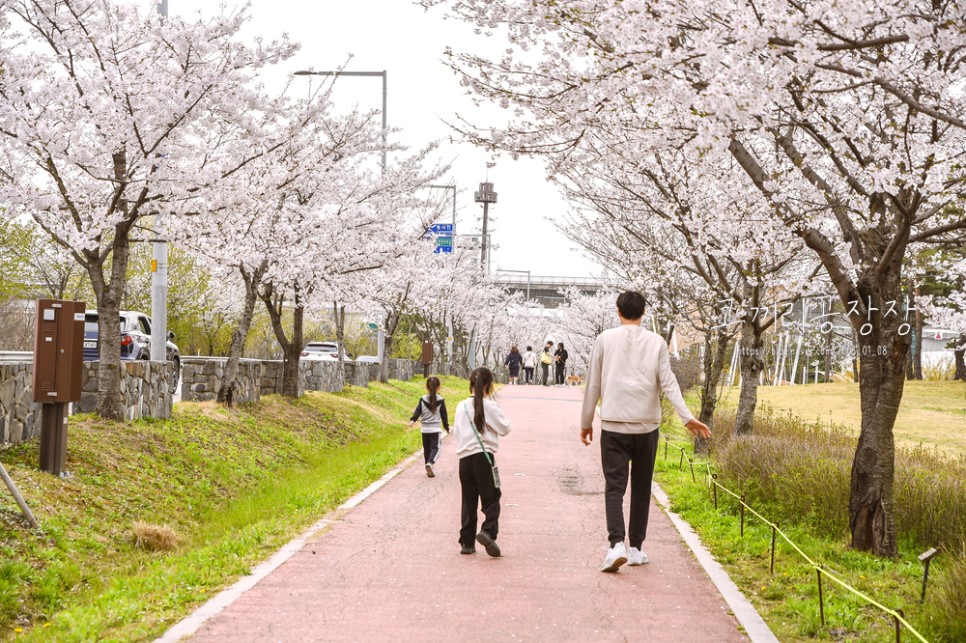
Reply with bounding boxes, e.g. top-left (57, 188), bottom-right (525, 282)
top-left (188, 385), bottom-right (747, 642)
